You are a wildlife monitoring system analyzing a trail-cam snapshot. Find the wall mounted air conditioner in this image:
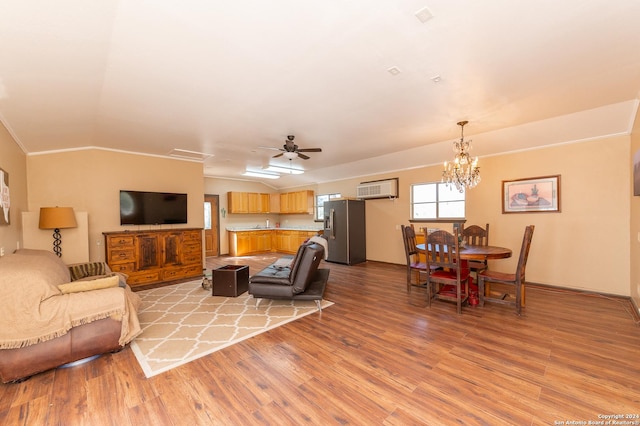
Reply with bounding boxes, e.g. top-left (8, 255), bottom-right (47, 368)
top-left (356, 178), bottom-right (398, 199)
